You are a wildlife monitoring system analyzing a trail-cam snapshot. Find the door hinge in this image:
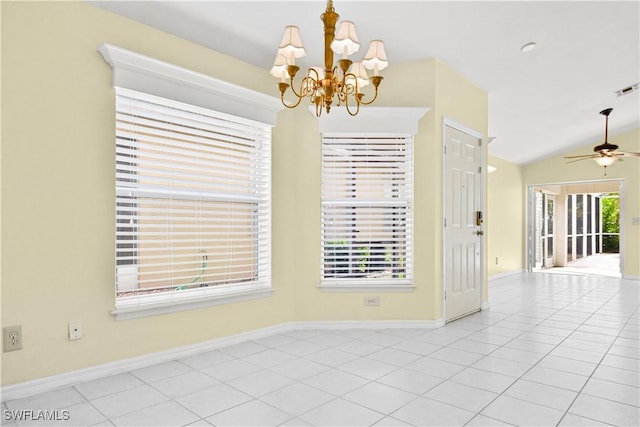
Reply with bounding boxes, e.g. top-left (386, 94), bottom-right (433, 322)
top-left (444, 218), bottom-right (447, 227)
top-left (444, 145), bottom-right (447, 155)
top-left (479, 166), bottom-right (482, 174)
top-left (445, 291), bottom-right (447, 300)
